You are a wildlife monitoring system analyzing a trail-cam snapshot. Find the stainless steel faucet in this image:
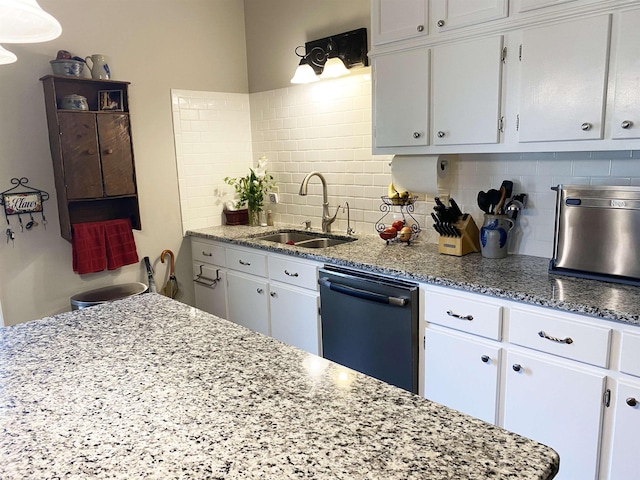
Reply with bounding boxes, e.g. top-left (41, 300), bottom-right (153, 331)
top-left (343, 202), bottom-right (355, 235)
top-left (299, 171), bottom-right (339, 233)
